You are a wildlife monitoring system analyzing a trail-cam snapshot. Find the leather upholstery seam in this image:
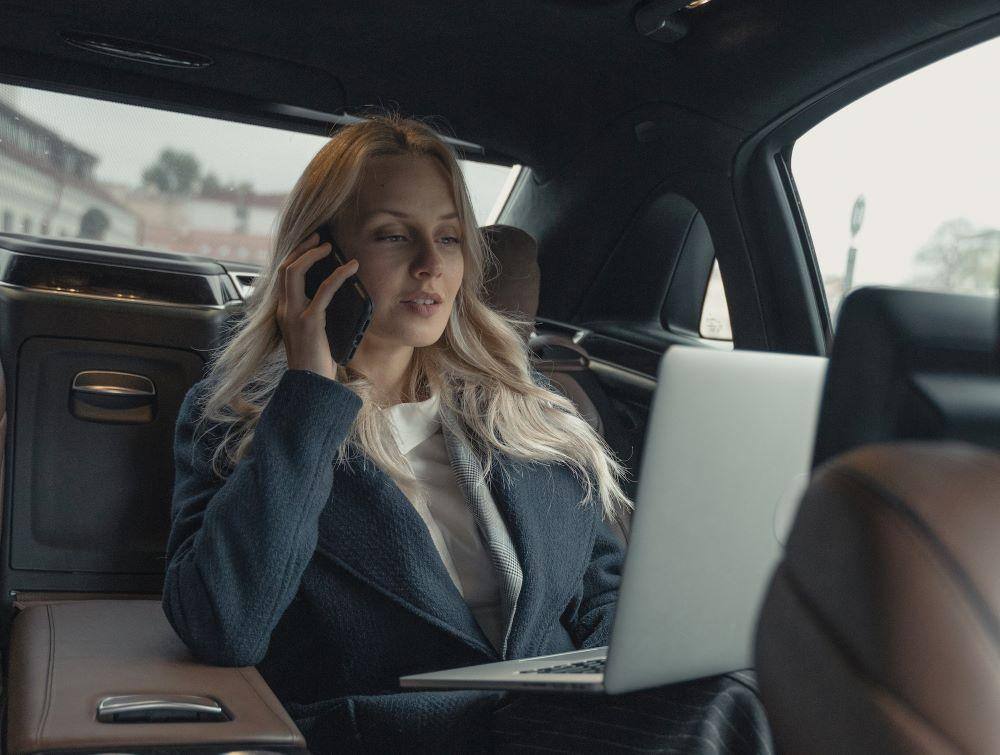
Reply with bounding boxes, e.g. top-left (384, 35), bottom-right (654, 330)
top-left (37, 605), bottom-right (55, 745)
top-left (778, 564), bottom-right (963, 751)
top-left (833, 466), bottom-right (1000, 648)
